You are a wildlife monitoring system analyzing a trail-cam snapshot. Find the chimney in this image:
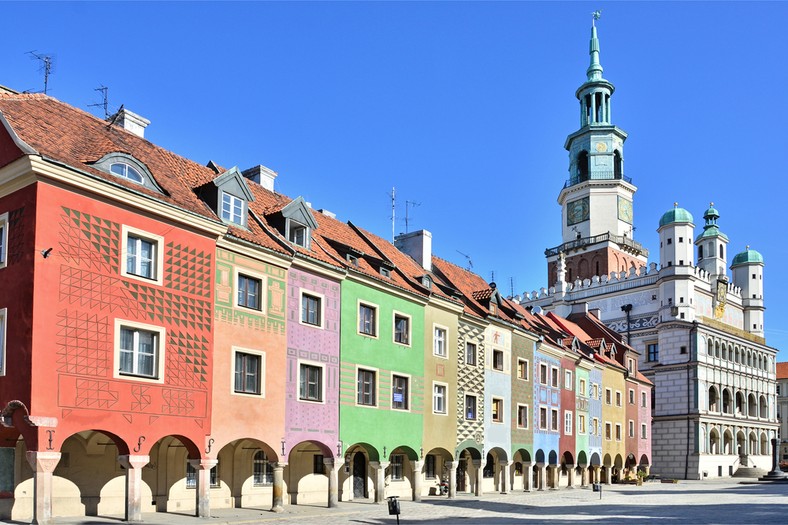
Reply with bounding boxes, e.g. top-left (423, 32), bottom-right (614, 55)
top-left (589, 307), bottom-right (602, 319)
top-left (318, 209), bottom-right (336, 219)
top-left (394, 229), bottom-right (432, 272)
top-left (112, 108), bottom-right (150, 138)
top-left (570, 302), bottom-right (589, 315)
top-left (242, 165), bottom-right (277, 192)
